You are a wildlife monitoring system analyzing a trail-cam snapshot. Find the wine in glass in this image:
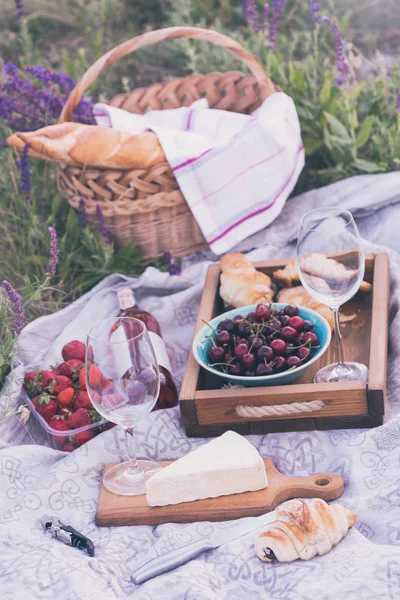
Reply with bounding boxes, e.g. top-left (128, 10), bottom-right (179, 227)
top-left (297, 207), bottom-right (368, 383)
top-left (86, 316), bottom-right (161, 496)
